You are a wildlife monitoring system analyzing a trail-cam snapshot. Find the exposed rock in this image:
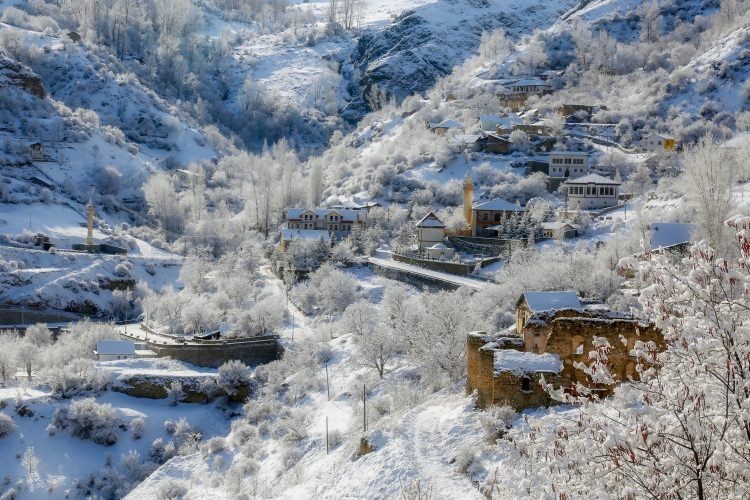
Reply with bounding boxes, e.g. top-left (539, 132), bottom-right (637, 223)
top-left (0, 51), bottom-right (45, 98)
